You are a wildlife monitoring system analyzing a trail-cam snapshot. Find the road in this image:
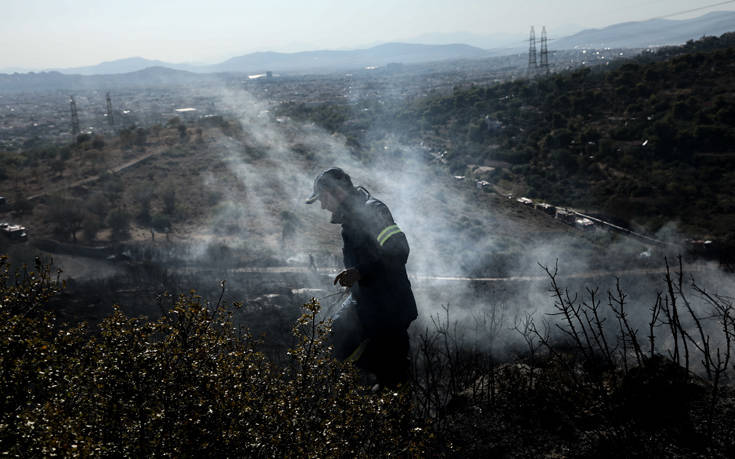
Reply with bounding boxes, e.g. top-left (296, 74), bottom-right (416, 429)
top-left (175, 262), bottom-right (719, 283)
top-left (28, 148), bottom-right (161, 201)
